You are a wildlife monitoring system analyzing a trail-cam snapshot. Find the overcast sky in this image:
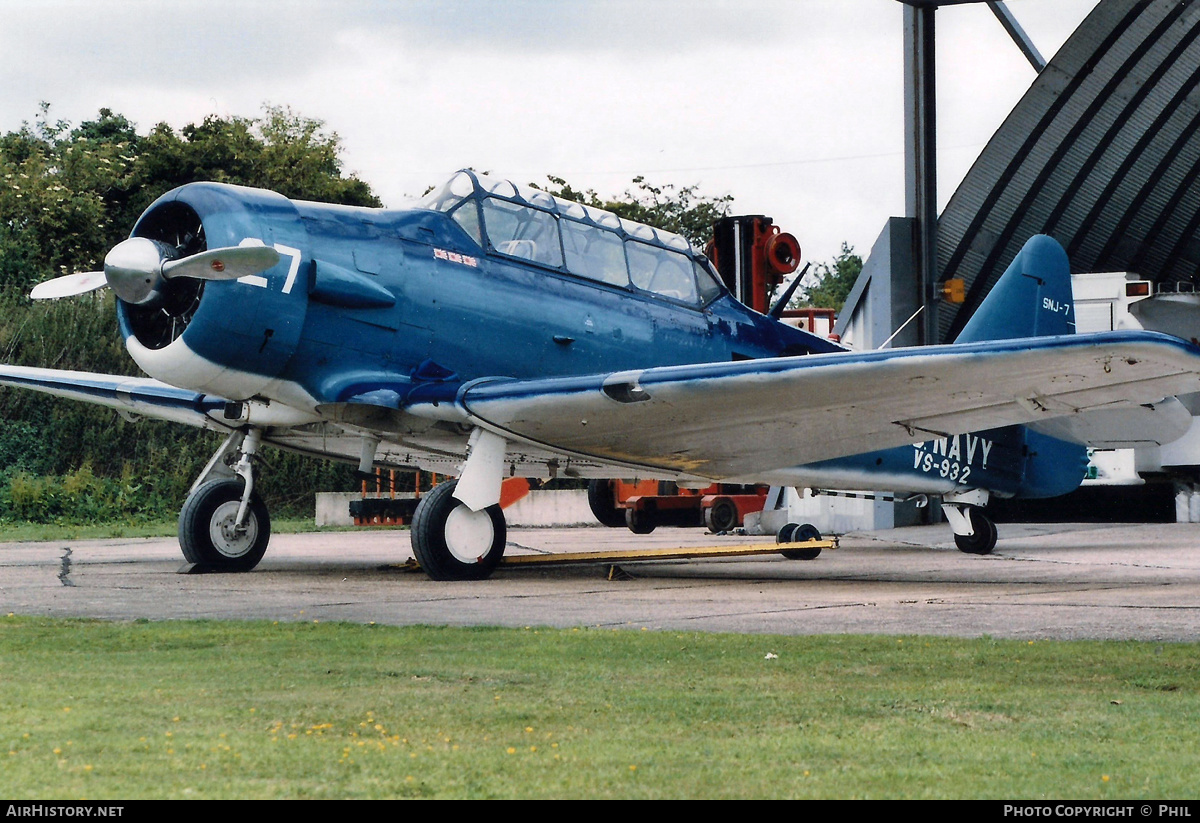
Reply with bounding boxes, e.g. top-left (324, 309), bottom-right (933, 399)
top-left (0, 0), bottom-right (1101, 263)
